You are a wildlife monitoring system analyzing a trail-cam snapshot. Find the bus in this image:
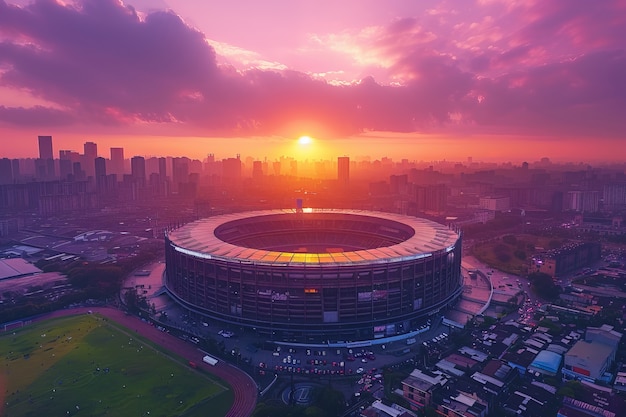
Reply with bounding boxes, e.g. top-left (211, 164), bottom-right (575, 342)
top-left (202, 355), bottom-right (218, 366)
